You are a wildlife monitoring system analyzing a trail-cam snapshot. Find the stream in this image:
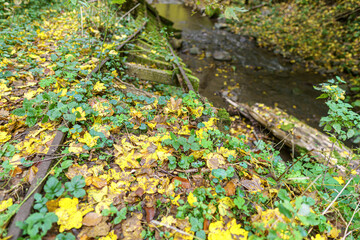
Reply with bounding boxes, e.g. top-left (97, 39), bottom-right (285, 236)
top-left (153, 1), bottom-right (329, 129)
